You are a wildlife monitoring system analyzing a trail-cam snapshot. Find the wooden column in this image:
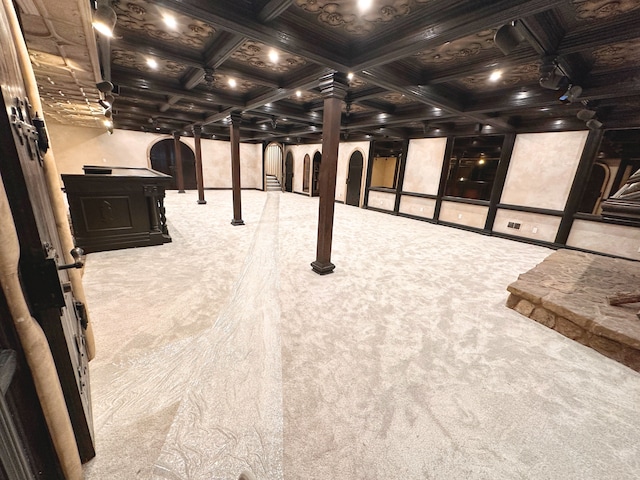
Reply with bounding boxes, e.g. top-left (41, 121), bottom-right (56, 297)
top-left (192, 125), bottom-right (206, 204)
top-left (173, 132), bottom-right (185, 193)
top-left (230, 112), bottom-right (244, 225)
top-left (311, 72), bottom-right (348, 275)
